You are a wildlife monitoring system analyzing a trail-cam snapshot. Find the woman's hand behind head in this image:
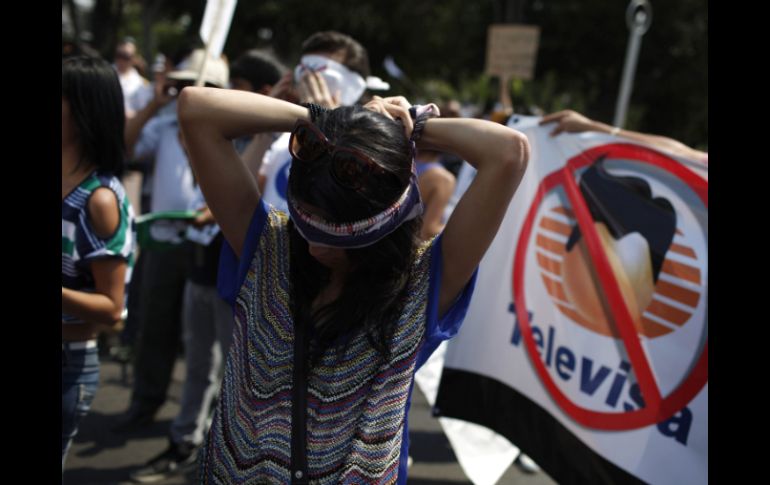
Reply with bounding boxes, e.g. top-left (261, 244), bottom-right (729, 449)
top-left (363, 96), bottom-right (413, 139)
